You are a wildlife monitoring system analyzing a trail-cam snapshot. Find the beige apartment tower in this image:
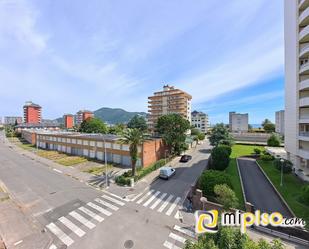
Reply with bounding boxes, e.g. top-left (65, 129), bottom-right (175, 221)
top-left (284, 0), bottom-right (309, 181)
top-left (148, 85), bottom-right (192, 131)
